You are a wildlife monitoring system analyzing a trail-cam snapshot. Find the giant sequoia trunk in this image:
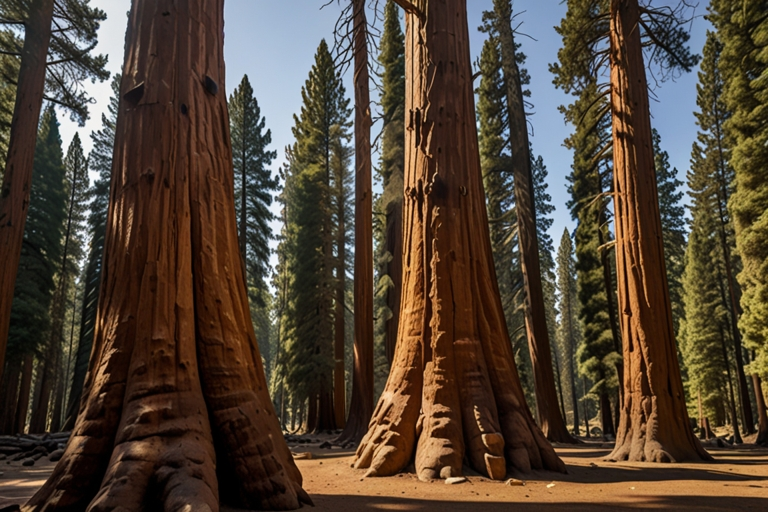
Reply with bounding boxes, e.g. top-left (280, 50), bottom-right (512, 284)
top-left (607, 0), bottom-right (711, 462)
top-left (23, 1), bottom-right (310, 509)
top-left (354, 0), bottom-right (564, 481)
top-left (492, 0), bottom-right (575, 444)
top-left (0, 0), bottom-right (55, 385)
top-left (338, 0), bottom-right (374, 444)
